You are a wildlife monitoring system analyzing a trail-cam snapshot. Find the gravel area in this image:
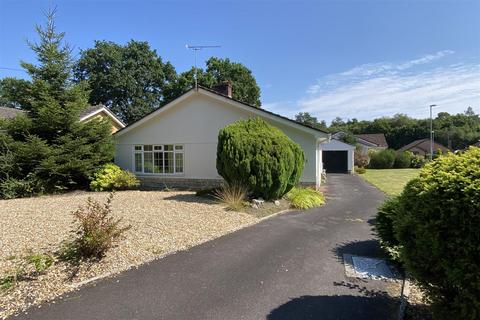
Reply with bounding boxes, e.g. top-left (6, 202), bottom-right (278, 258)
top-left (0, 191), bottom-right (258, 318)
